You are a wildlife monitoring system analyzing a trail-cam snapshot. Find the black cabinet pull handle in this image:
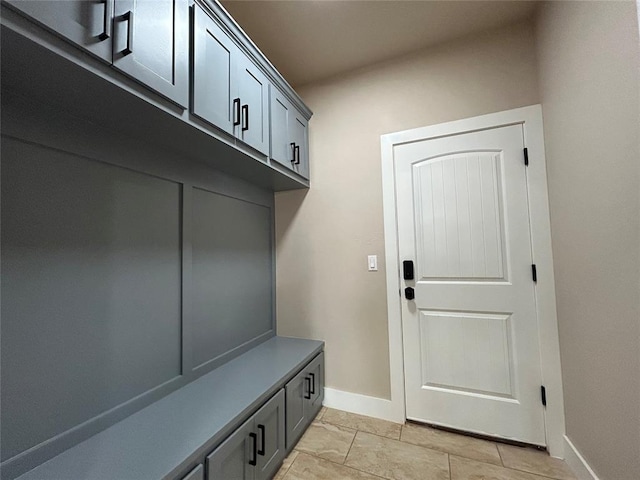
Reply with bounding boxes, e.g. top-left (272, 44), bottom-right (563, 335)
top-left (290, 142), bottom-right (296, 163)
top-left (309, 373), bottom-right (315, 395)
top-left (99, 0), bottom-right (111, 41)
top-left (257, 424), bottom-right (266, 456)
top-left (233, 98), bottom-right (241, 126)
top-left (249, 432), bottom-right (257, 466)
top-left (304, 377), bottom-right (312, 399)
top-left (121, 11), bottom-right (133, 55)
top-left (294, 145), bottom-right (300, 165)
top-left (242, 104), bottom-right (249, 131)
